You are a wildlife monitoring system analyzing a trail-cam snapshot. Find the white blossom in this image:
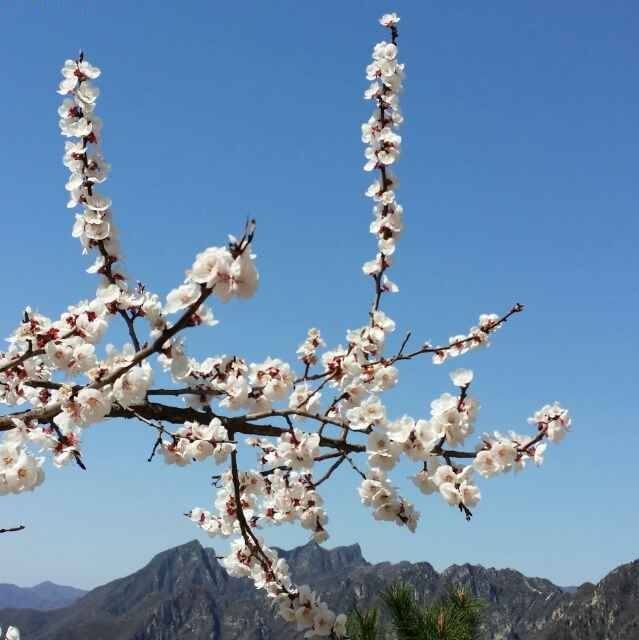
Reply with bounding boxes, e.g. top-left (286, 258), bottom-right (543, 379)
top-left (346, 395), bottom-right (386, 430)
top-left (450, 368), bottom-right (474, 387)
top-left (0, 441), bottom-right (44, 495)
top-left (165, 283), bottom-right (201, 314)
top-left (112, 362), bottom-right (153, 407)
top-left (277, 429), bottom-right (320, 470)
top-left (289, 383), bottom-right (321, 417)
top-left (380, 13), bottom-right (400, 27)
